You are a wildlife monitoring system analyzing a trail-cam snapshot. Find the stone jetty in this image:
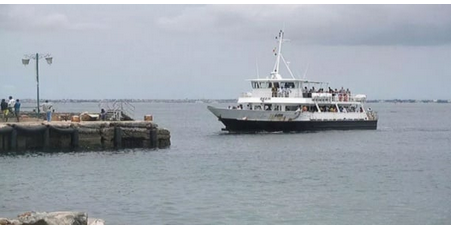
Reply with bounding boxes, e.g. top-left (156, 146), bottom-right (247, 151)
top-left (0, 211), bottom-right (104, 225)
top-left (0, 120), bottom-right (170, 153)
